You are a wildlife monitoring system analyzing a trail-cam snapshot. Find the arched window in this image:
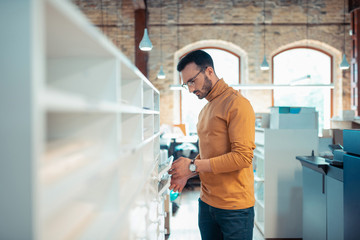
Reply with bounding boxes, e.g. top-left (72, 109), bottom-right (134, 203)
top-left (181, 48), bottom-right (241, 134)
top-left (273, 47), bottom-right (333, 133)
